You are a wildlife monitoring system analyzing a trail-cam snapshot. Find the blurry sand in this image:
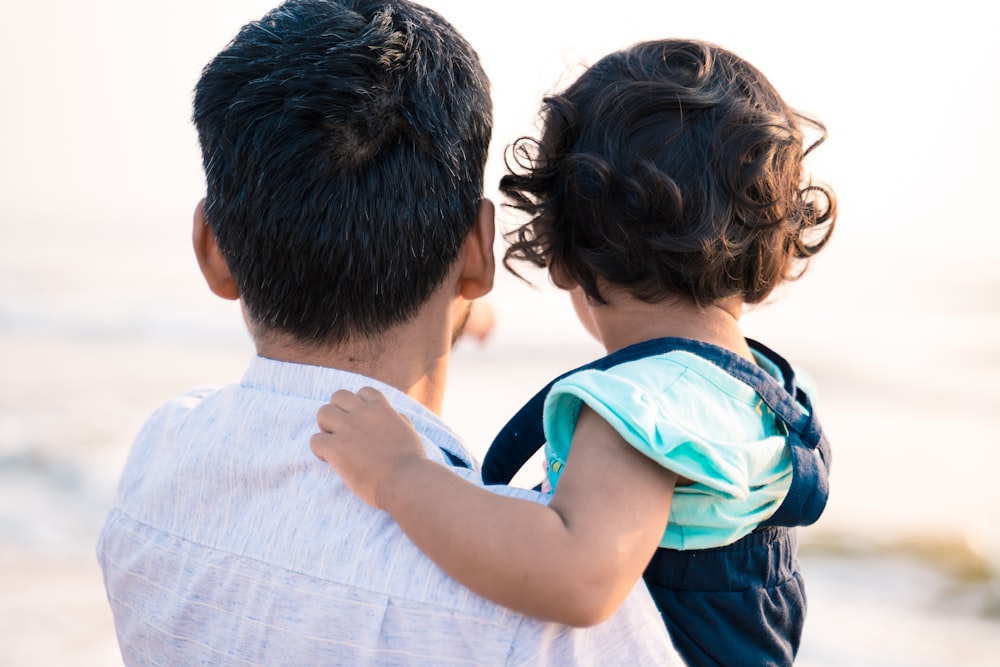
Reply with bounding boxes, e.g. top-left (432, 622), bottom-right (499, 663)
top-left (0, 546), bottom-right (121, 665)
